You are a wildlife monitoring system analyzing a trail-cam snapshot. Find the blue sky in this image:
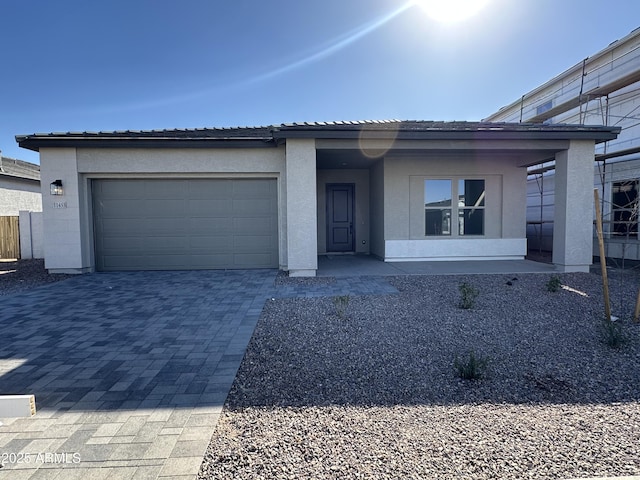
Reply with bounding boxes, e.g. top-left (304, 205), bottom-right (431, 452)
top-left (1, 0), bottom-right (639, 164)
